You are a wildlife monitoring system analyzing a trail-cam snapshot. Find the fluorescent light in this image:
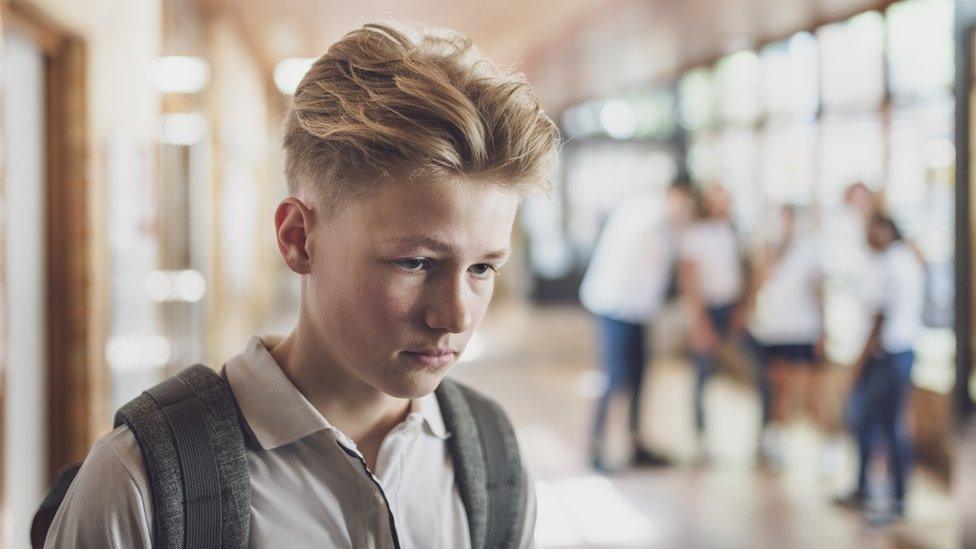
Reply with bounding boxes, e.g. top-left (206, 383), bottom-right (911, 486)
top-left (175, 270), bottom-right (207, 302)
top-left (600, 99), bottom-right (637, 139)
top-left (152, 56), bottom-right (210, 94)
top-left (274, 57), bottom-right (316, 95)
top-left (146, 269), bottom-right (207, 302)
